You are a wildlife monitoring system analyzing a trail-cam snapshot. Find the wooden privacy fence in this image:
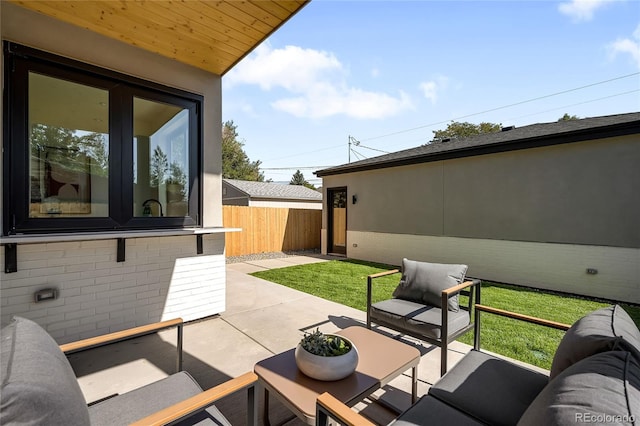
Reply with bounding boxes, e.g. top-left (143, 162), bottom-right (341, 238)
top-left (223, 206), bottom-right (322, 257)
